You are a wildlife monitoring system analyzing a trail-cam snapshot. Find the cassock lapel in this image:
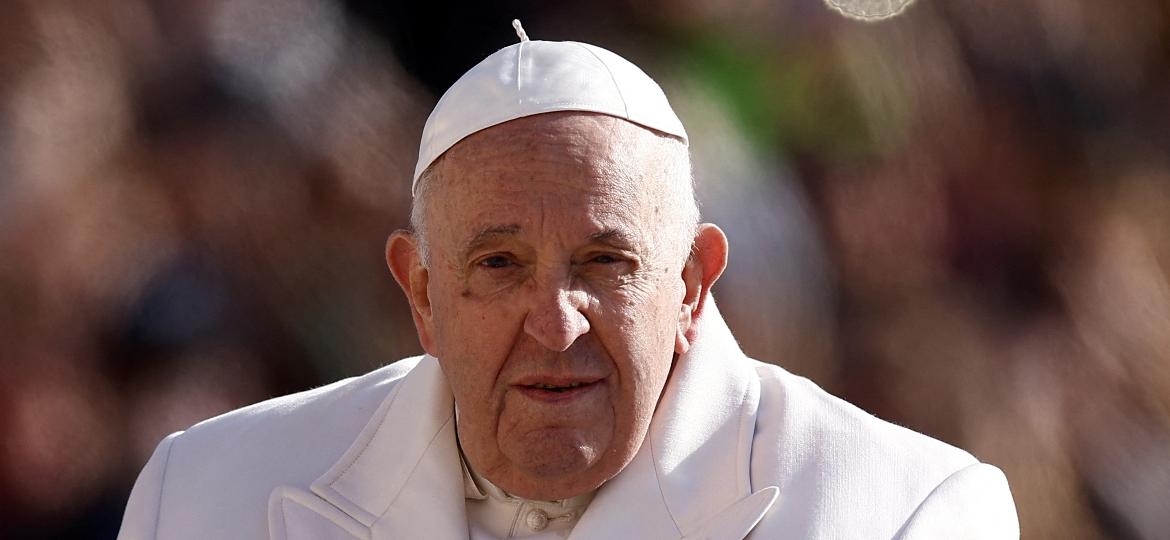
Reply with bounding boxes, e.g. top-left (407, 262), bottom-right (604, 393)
top-left (268, 357), bottom-right (470, 540)
top-left (570, 301), bottom-right (779, 539)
